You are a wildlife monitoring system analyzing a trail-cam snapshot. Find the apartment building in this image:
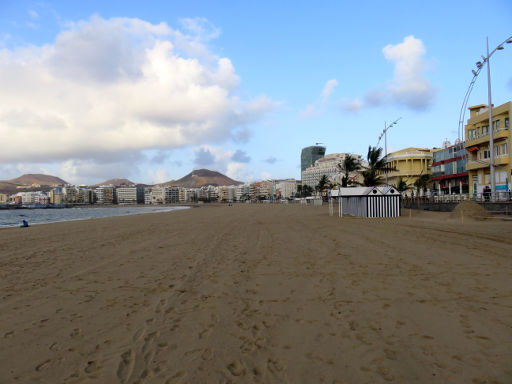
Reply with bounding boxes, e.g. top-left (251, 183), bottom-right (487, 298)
top-left (117, 186), bottom-right (144, 204)
top-left (432, 141), bottom-right (468, 195)
top-left (464, 102), bottom-right (511, 196)
top-left (50, 188), bottom-right (64, 204)
top-left (274, 179), bottom-right (298, 199)
top-left (95, 186), bottom-right (116, 204)
top-left (165, 186), bottom-right (180, 203)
